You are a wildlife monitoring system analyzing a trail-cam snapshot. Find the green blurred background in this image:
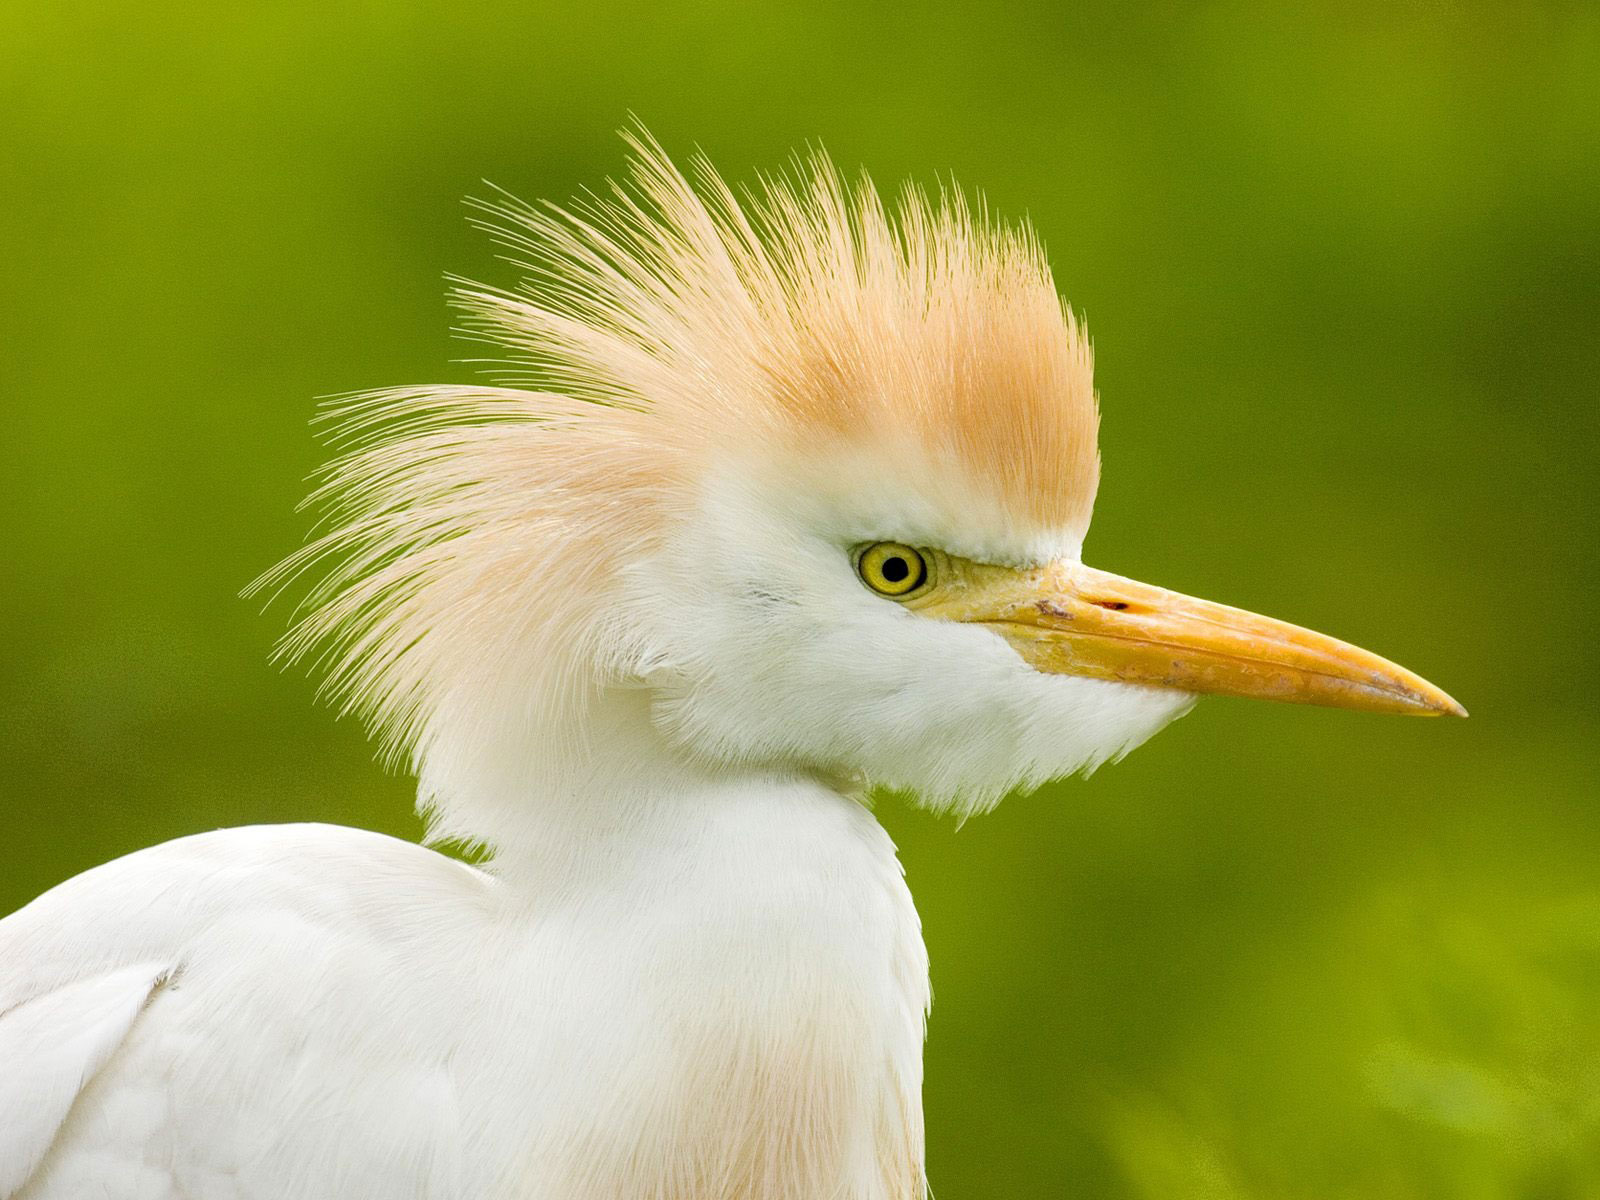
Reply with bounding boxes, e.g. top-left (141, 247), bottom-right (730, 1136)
top-left (3, 2), bottom-right (1597, 1195)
